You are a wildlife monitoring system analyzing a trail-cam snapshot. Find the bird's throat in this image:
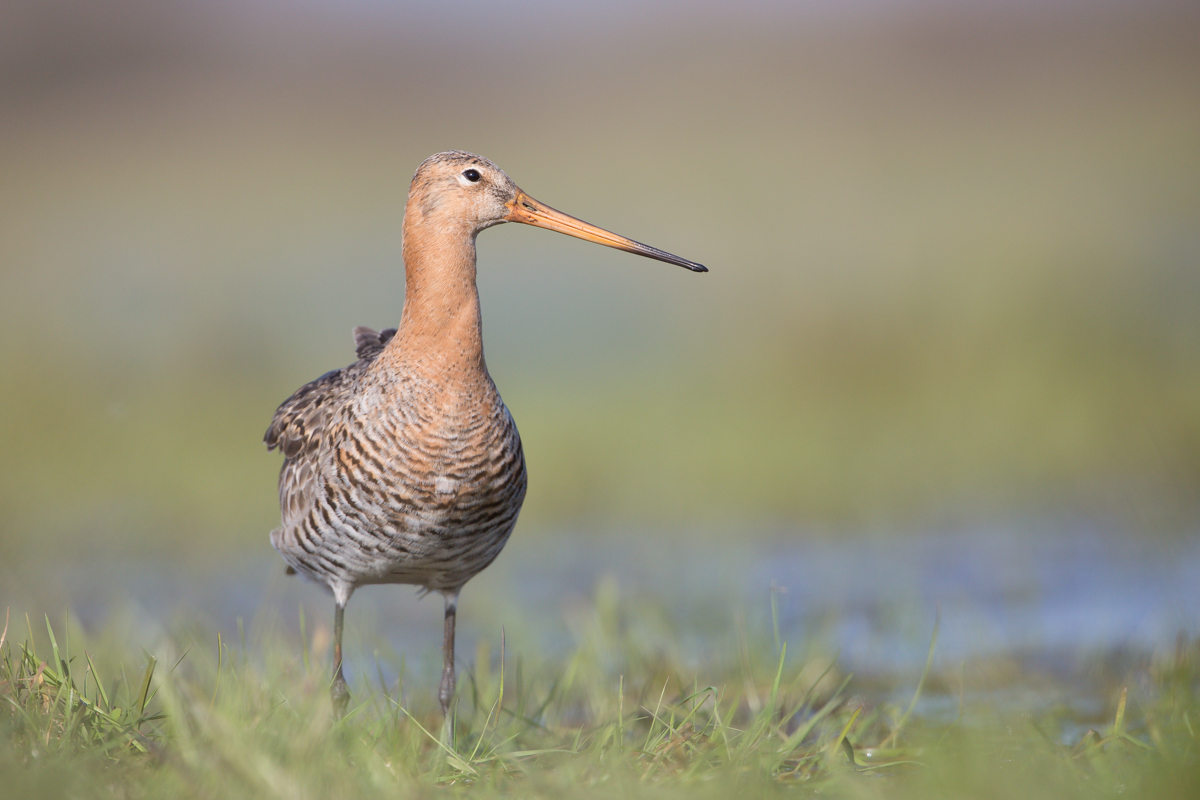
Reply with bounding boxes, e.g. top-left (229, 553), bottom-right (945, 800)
top-left (393, 225), bottom-right (486, 373)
